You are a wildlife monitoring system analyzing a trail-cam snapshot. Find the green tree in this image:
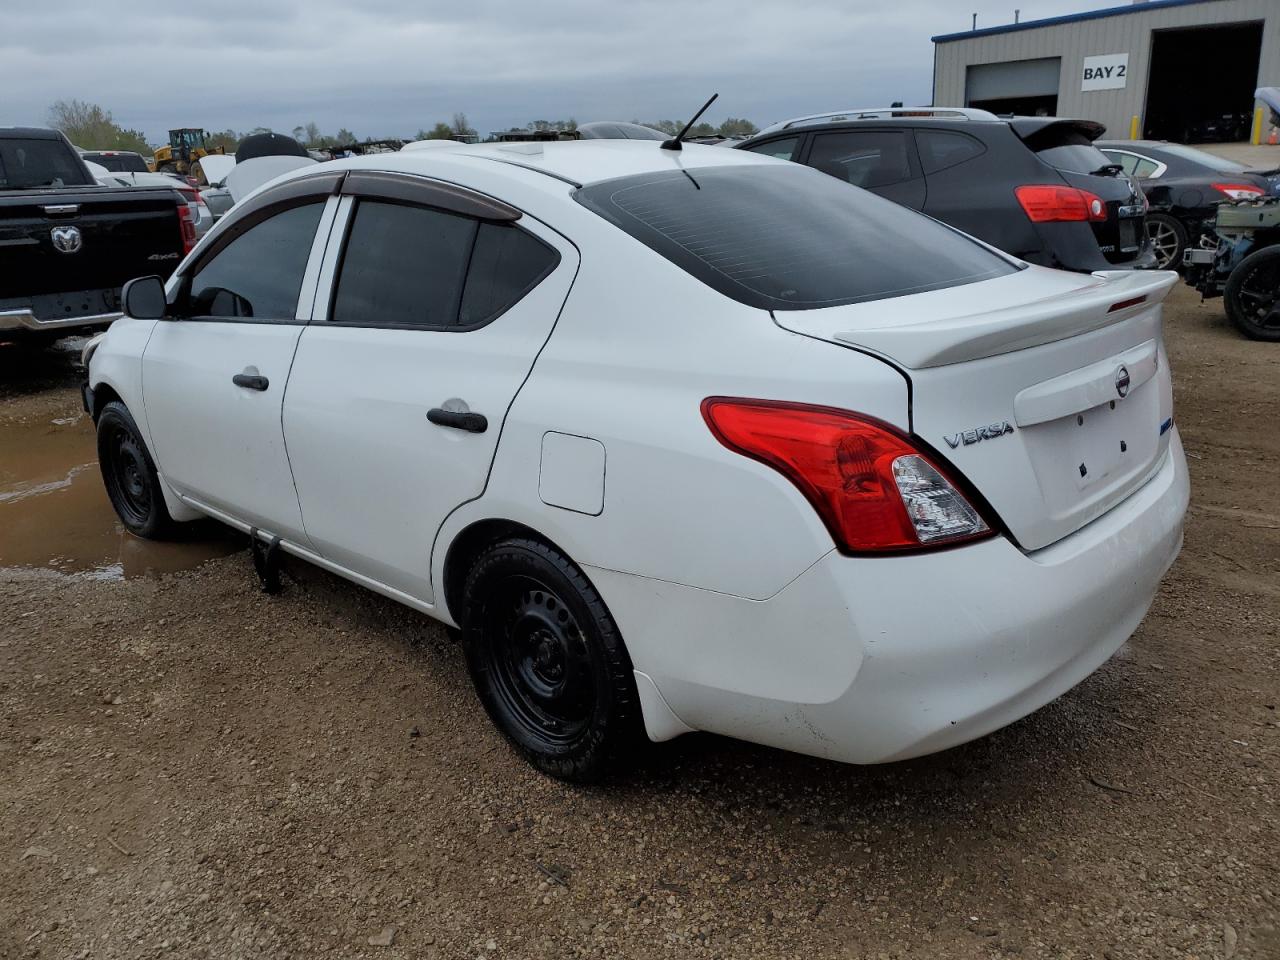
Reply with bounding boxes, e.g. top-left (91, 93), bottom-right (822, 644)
top-left (648, 120), bottom-right (681, 135)
top-left (206, 129), bottom-right (241, 153)
top-left (335, 128), bottom-right (356, 145)
top-left (451, 112), bottom-right (476, 139)
top-left (46, 99), bottom-right (152, 152)
top-left (717, 117), bottom-right (758, 137)
top-left (416, 122), bottom-right (456, 140)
